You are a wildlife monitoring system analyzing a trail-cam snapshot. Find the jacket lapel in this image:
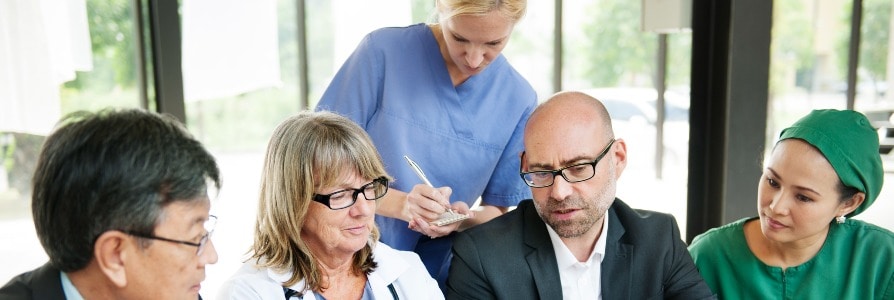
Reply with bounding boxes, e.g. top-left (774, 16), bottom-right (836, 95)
top-left (521, 202), bottom-right (563, 299)
top-left (31, 262), bottom-right (66, 299)
top-left (601, 205), bottom-right (633, 299)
